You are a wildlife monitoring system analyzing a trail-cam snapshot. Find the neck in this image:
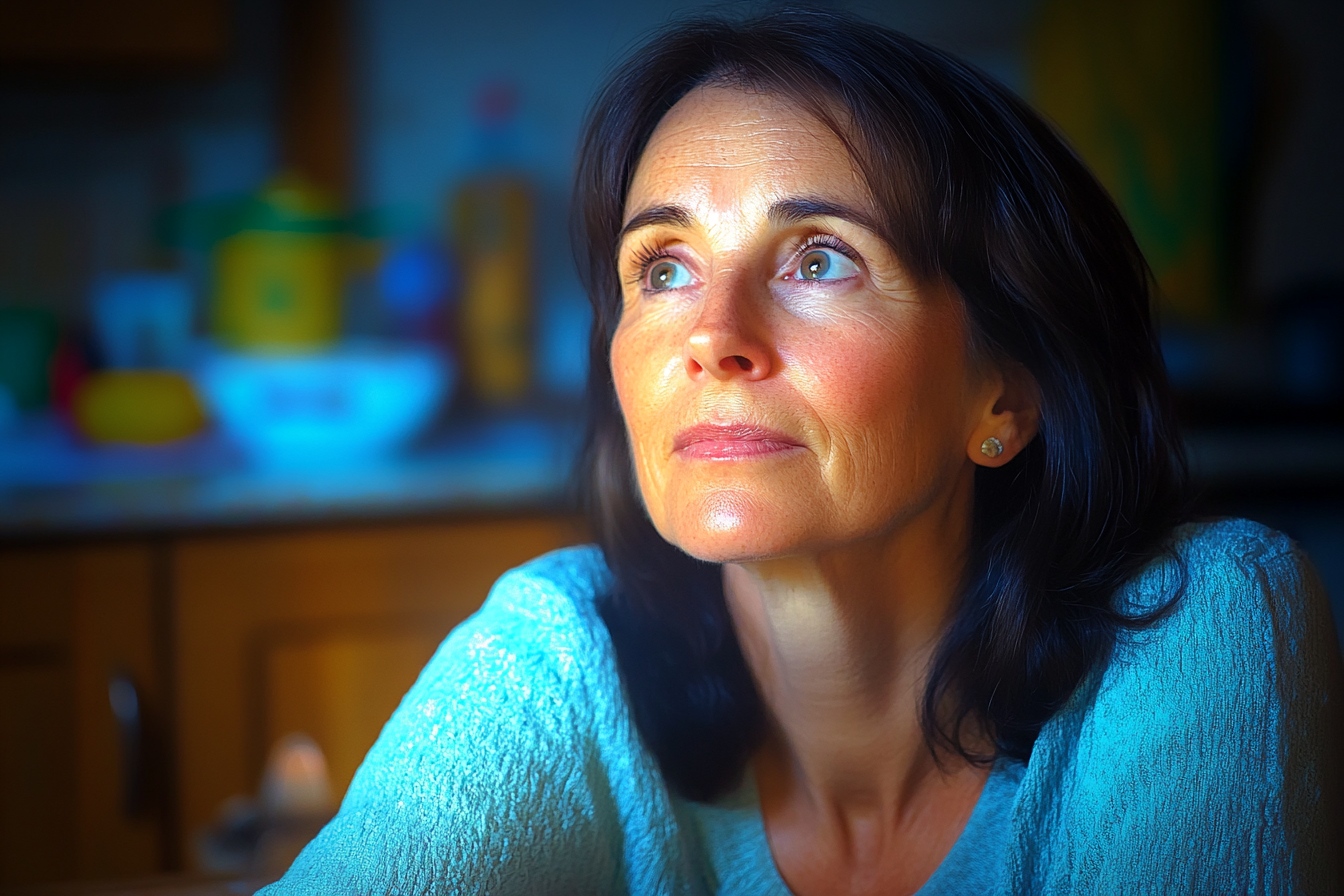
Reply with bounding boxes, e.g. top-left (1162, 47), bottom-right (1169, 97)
top-left (724, 469), bottom-right (978, 820)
